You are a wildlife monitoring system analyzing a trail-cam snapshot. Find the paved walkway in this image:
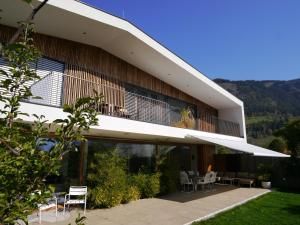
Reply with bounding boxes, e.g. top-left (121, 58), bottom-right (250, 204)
top-left (34, 186), bottom-right (270, 225)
